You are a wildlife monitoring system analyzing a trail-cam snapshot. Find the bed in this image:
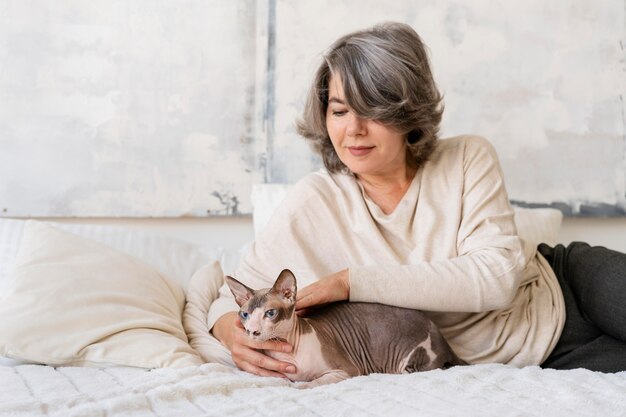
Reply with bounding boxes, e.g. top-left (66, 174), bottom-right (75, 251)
top-left (1, 185), bottom-right (624, 417)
